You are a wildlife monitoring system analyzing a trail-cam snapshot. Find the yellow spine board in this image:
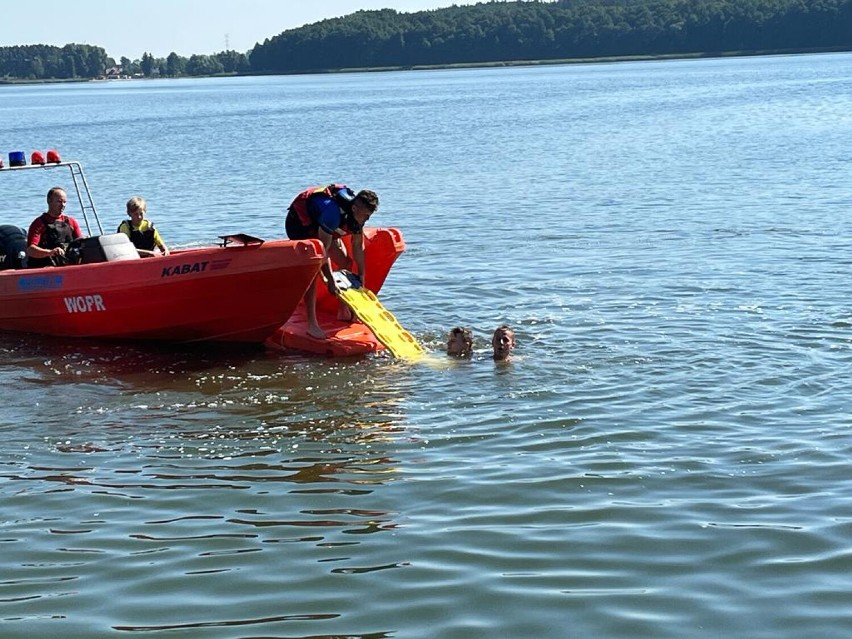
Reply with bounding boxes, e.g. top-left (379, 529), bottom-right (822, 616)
top-left (337, 287), bottom-right (425, 361)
